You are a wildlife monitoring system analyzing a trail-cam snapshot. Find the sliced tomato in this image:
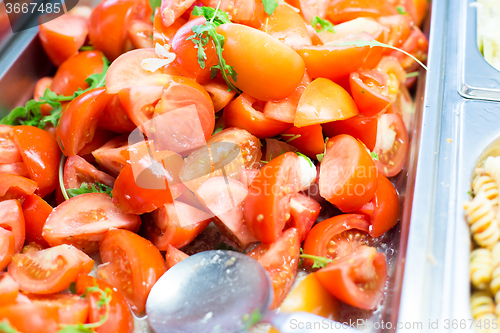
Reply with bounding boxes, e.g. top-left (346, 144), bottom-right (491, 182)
top-left (389, 27), bottom-right (428, 72)
top-left (51, 51), bottom-right (105, 97)
top-left (160, 0), bottom-right (195, 27)
top-left (203, 81), bottom-right (237, 112)
top-left (286, 193), bottom-right (320, 242)
top-left (127, 19), bottom-right (154, 49)
top-left (0, 162), bottom-right (29, 177)
top-left (224, 93), bottom-right (293, 139)
top-left (322, 114), bottom-right (378, 151)
top-left (248, 228), bottom-right (300, 309)
top-left (355, 174), bottom-right (399, 237)
top-left (99, 95), bottom-right (137, 134)
top-left (244, 152), bottom-right (301, 244)
top-left (319, 135), bottom-right (378, 212)
top-left (318, 17), bottom-right (386, 44)
top-left (64, 154), bottom-right (115, 191)
top-left (38, 14), bottom-right (89, 66)
top-left (154, 8), bottom-right (187, 46)
top-left (0, 229), bottom-right (14, 272)
top-left (413, 0), bottom-right (428, 27)
top-left (8, 244), bottom-right (94, 294)
top-left (264, 3), bottom-right (312, 50)
top-left (11, 126), bottom-right (60, 197)
top-left (263, 138), bottom-right (297, 162)
top-left (281, 125), bottom-right (324, 159)
top-left (165, 244), bottom-right (189, 269)
top-left (0, 303), bottom-right (60, 333)
top-left (43, 193), bottom-right (141, 255)
top-left (144, 200), bottom-right (212, 250)
top-left (105, 49), bottom-right (179, 95)
top-left (78, 129), bottom-right (117, 157)
top-left (76, 275), bottom-right (134, 333)
top-left (196, 177), bottom-right (257, 248)
top-left (97, 229), bottom-right (166, 314)
top-left (27, 294), bottom-right (89, 325)
top-left (33, 77), bottom-right (54, 116)
top-left (21, 195), bottom-right (52, 248)
top-left (0, 199), bottom-right (25, 253)
top-left (326, 0), bottom-right (397, 24)
top-left (373, 113), bottom-right (408, 177)
top-left (239, 168), bottom-right (259, 188)
top-left (89, 0), bottom-right (147, 60)
top-left (0, 125), bottom-right (22, 164)
top-left (118, 85), bottom-right (163, 131)
top-left (0, 174), bottom-right (37, 201)
top-left (377, 14), bottom-right (412, 51)
top-left (0, 273), bottom-right (19, 306)
top-left (349, 70), bottom-right (392, 116)
top-left (315, 246), bottom-right (387, 310)
top-left (302, 214), bottom-right (371, 266)
top-left (56, 87), bottom-right (113, 156)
